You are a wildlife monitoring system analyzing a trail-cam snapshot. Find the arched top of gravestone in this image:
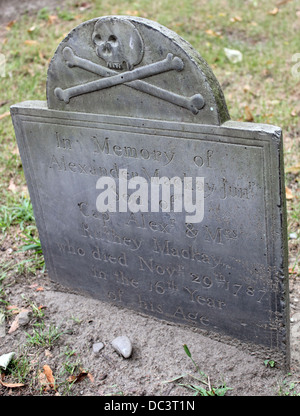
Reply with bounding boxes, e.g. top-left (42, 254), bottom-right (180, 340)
top-left (47, 16), bottom-right (230, 125)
